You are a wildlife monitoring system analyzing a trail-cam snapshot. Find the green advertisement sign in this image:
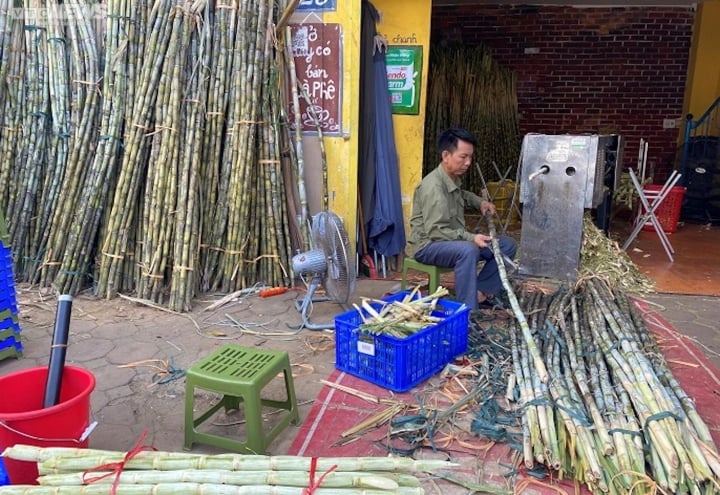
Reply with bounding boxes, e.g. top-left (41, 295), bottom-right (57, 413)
top-left (386, 46), bottom-right (423, 115)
